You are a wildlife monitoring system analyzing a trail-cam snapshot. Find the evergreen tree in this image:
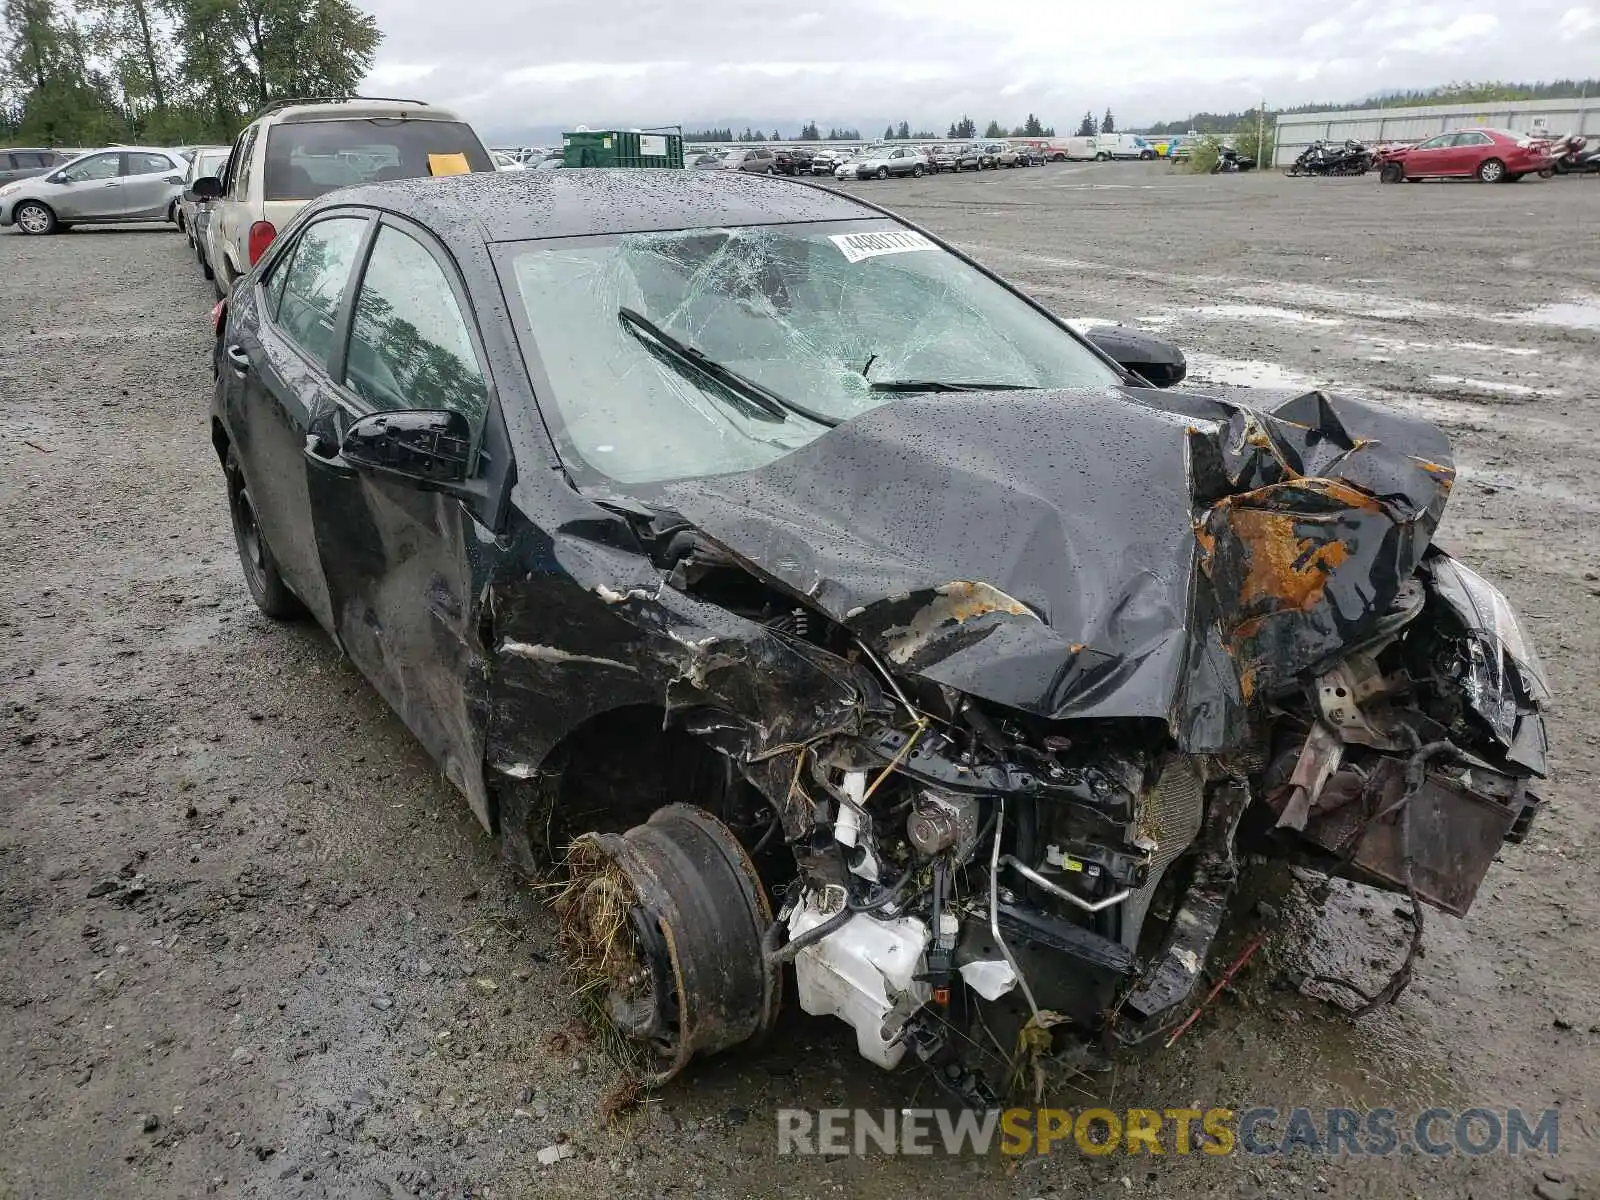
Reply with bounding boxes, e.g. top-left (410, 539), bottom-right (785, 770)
top-left (1102, 108), bottom-right (1115, 133)
top-left (895, 120), bottom-right (910, 139)
top-left (1076, 111), bottom-right (1097, 137)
